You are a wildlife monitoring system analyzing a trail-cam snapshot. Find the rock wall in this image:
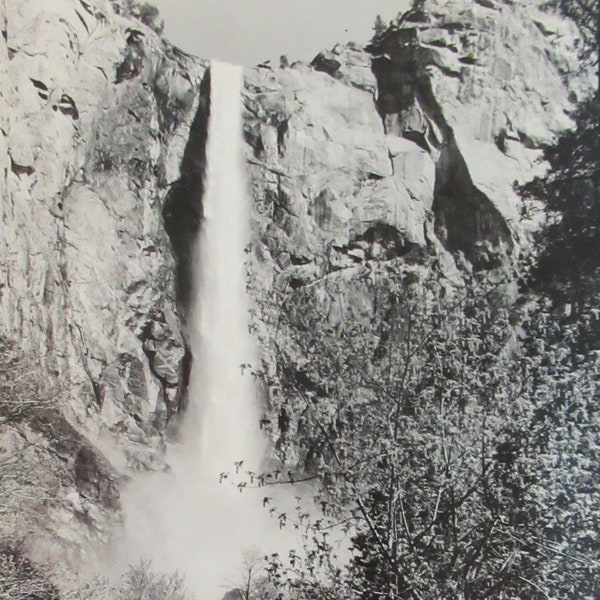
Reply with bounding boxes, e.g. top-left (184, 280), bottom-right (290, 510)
top-left (0, 0), bottom-right (205, 555)
top-left (369, 0), bottom-right (592, 267)
top-left (241, 0), bottom-right (594, 464)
